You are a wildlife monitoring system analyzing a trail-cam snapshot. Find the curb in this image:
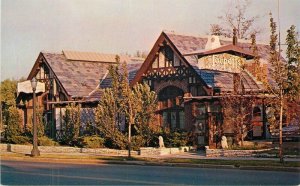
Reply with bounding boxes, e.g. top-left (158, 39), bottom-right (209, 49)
top-left (1, 155), bottom-right (299, 172)
top-left (239, 165), bottom-right (300, 172)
